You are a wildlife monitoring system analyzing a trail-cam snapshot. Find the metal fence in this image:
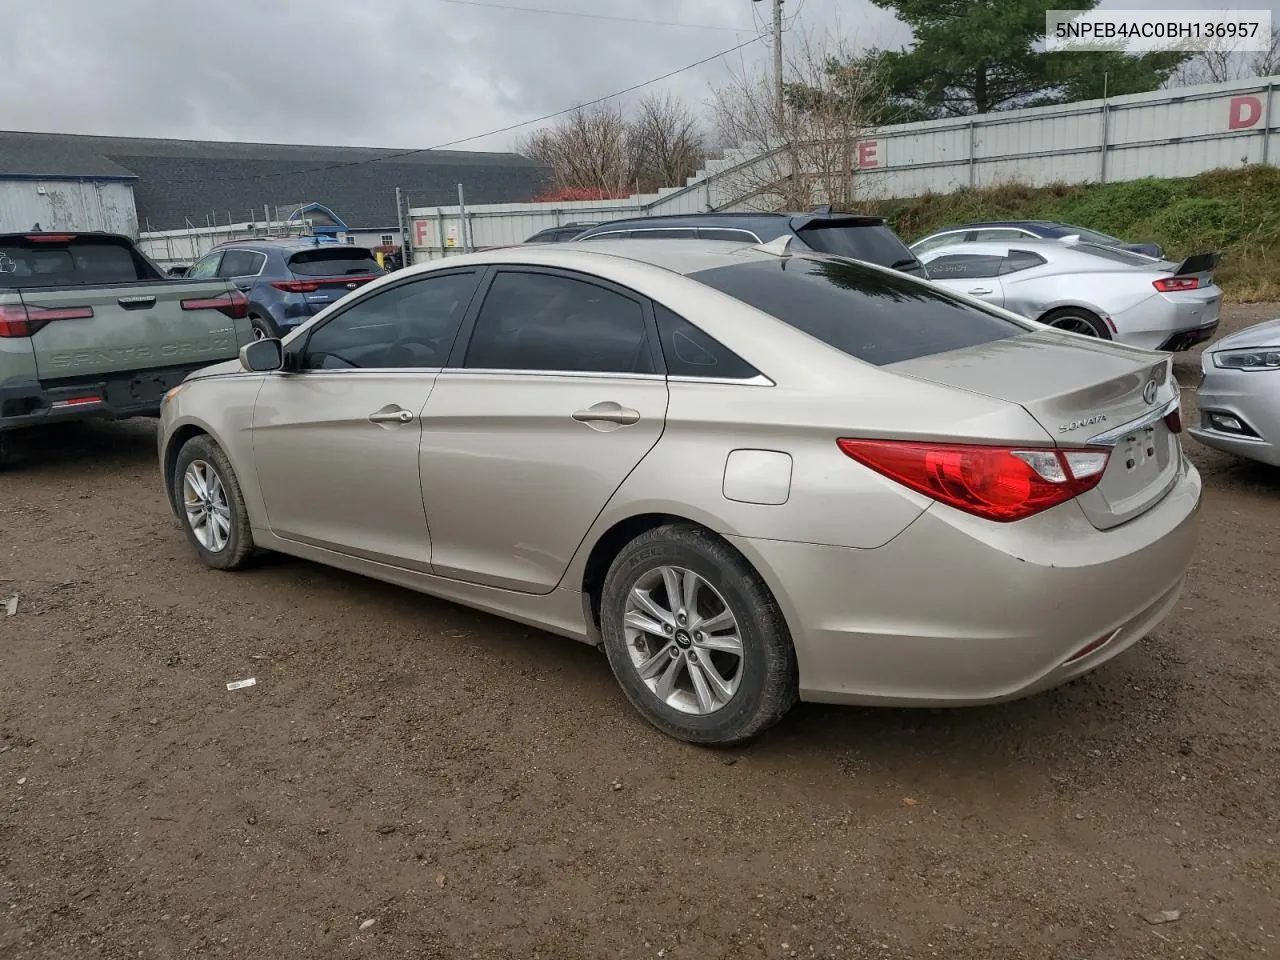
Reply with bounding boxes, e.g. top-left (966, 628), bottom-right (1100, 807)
top-left (408, 74), bottom-right (1280, 259)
